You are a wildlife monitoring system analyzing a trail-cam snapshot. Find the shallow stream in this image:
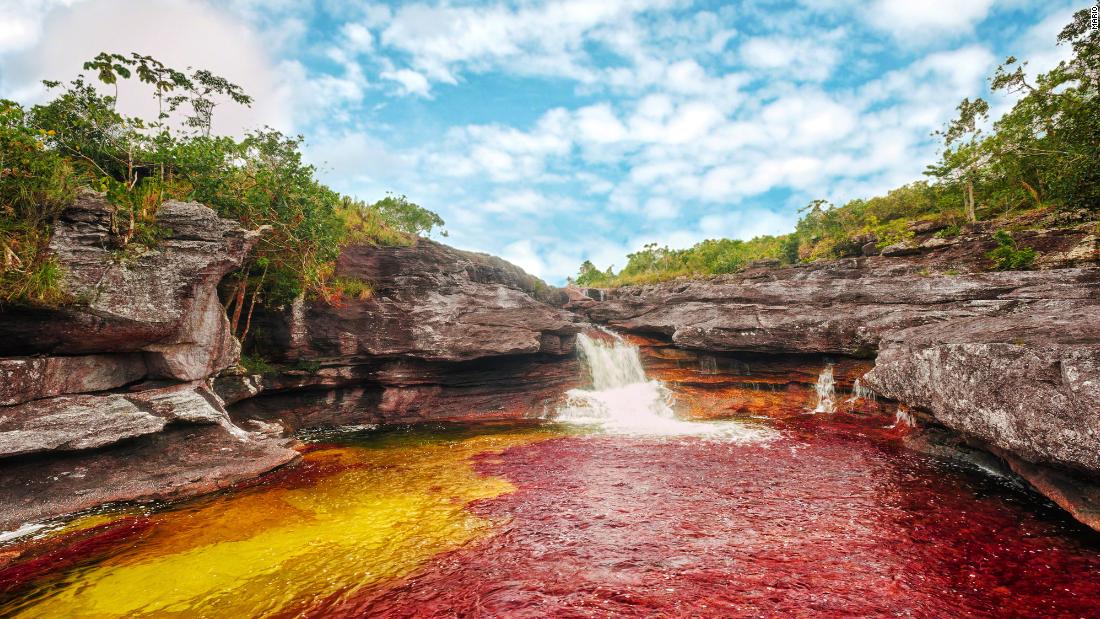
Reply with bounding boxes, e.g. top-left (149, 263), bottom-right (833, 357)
top-left (2, 334), bottom-right (1099, 617)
